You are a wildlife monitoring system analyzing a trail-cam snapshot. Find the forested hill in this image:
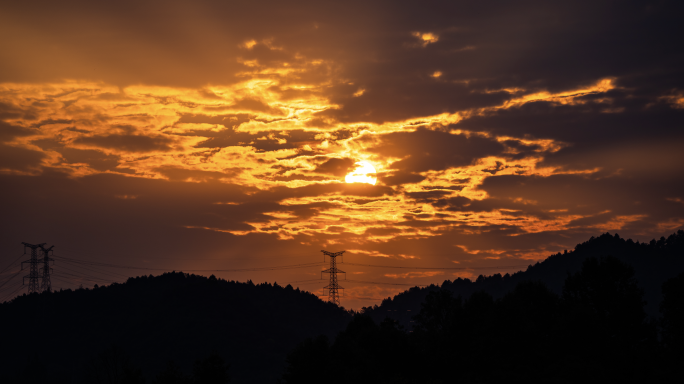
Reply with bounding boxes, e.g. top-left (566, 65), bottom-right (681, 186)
top-left (0, 272), bottom-right (351, 384)
top-left (363, 231), bottom-right (684, 326)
